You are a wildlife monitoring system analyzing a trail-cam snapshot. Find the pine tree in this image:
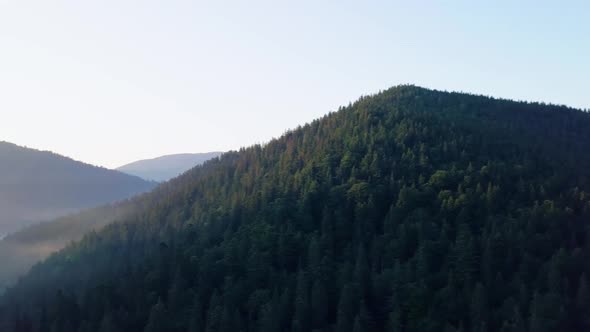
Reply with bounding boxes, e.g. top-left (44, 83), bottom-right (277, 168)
top-left (354, 245), bottom-right (371, 301)
top-left (310, 279), bottom-right (328, 329)
top-left (292, 270), bottom-right (310, 332)
top-left (205, 292), bottom-right (222, 332)
top-left (98, 313), bottom-right (119, 332)
top-left (510, 306), bottom-right (526, 332)
top-left (470, 283), bottom-right (488, 331)
top-left (352, 315), bottom-right (363, 332)
top-left (386, 309), bottom-right (401, 332)
top-left (188, 297), bottom-right (204, 332)
top-left (454, 223), bottom-right (476, 286)
top-left (336, 285), bottom-right (358, 332)
top-left (576, 274), bottom-right (590, 329)
top-left (144, 299), bottom-right (167, 332)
